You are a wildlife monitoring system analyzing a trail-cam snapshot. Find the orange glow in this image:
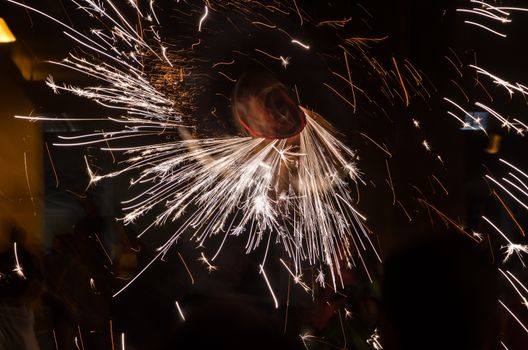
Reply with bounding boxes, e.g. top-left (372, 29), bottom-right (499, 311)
top-left (0, 18), bottom-right (16, 43)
